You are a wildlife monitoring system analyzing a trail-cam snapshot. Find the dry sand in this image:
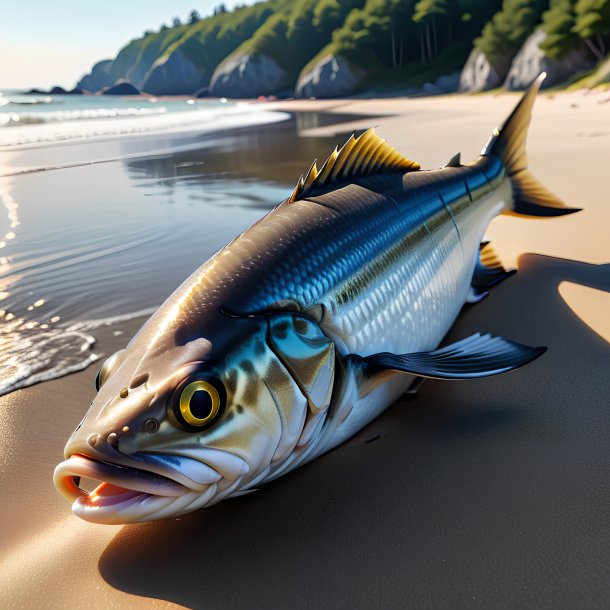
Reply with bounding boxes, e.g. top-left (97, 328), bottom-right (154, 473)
top-left (1, 90), bottom-right (609, 609)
